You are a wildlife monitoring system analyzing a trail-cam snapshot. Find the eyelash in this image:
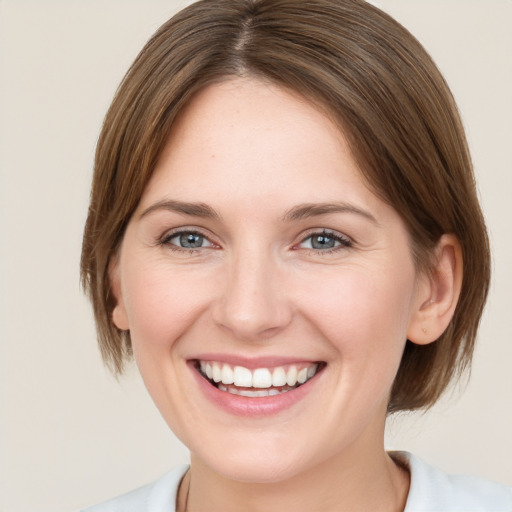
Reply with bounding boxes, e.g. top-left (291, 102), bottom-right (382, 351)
top-left (296, 229), bottom-right (352, 255)
top-left (159, 229), bottom-right (216, 254)
top-left (158, 228), bottom-right (352, 255)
